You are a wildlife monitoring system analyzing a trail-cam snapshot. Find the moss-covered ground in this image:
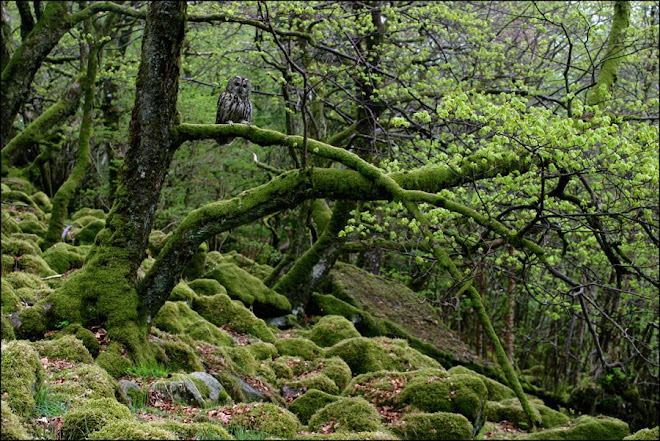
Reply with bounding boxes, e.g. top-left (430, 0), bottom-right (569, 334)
top-left (0, 183), bottom-right (642, 439)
